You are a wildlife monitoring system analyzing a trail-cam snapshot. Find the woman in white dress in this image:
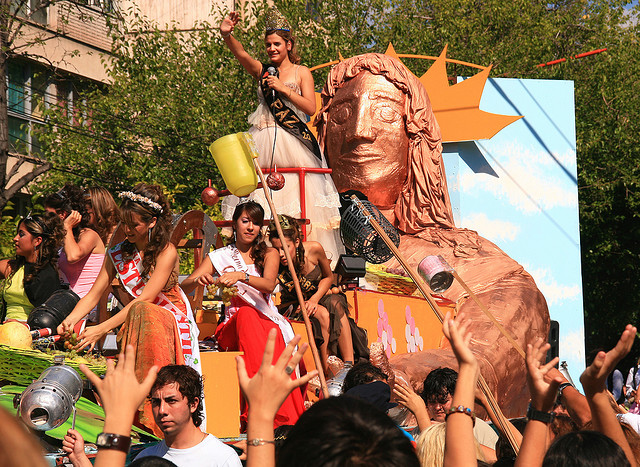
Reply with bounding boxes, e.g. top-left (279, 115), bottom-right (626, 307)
top-left (219, 8), bottom-right (344, 264)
